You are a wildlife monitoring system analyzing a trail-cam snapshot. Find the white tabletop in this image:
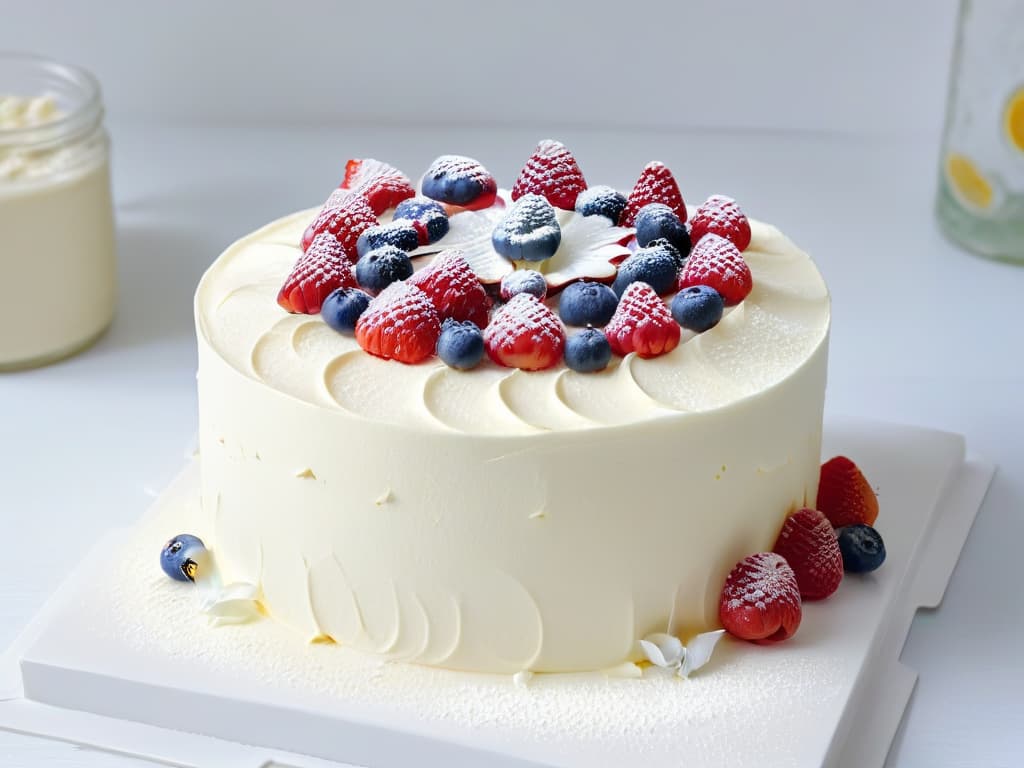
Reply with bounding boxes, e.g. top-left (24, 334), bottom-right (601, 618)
top-left (1, 118), bottom-right (1022, 767)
